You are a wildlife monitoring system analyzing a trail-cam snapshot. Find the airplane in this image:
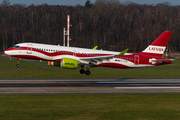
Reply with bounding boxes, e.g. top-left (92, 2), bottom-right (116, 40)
top-left (4, 31), bottom-right (173, 75)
